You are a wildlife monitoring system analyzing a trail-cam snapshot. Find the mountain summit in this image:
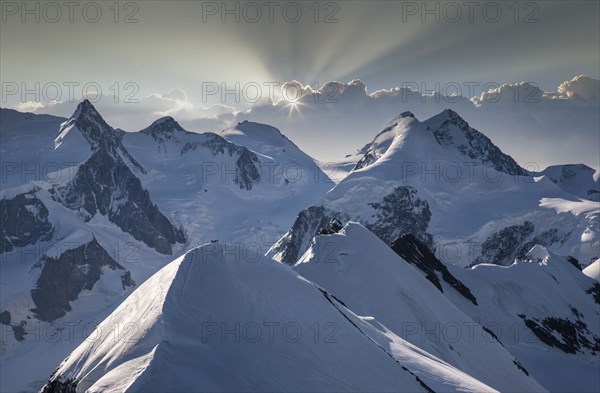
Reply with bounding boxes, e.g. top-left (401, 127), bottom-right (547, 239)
top-left (54, 99), bottom-right (123, 152)
top-left (270, 110), bottom-right (597, 267)
top-left (355, 109), bottom-right (526, 175)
